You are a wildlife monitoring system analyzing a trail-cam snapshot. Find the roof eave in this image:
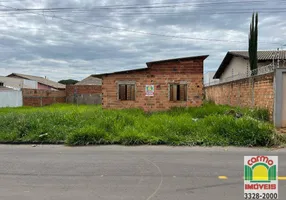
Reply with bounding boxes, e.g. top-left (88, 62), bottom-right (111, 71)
top-left (146, 55), bottom-right (209, 67)
top-left (92, 67), bottom-right (148, 77)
